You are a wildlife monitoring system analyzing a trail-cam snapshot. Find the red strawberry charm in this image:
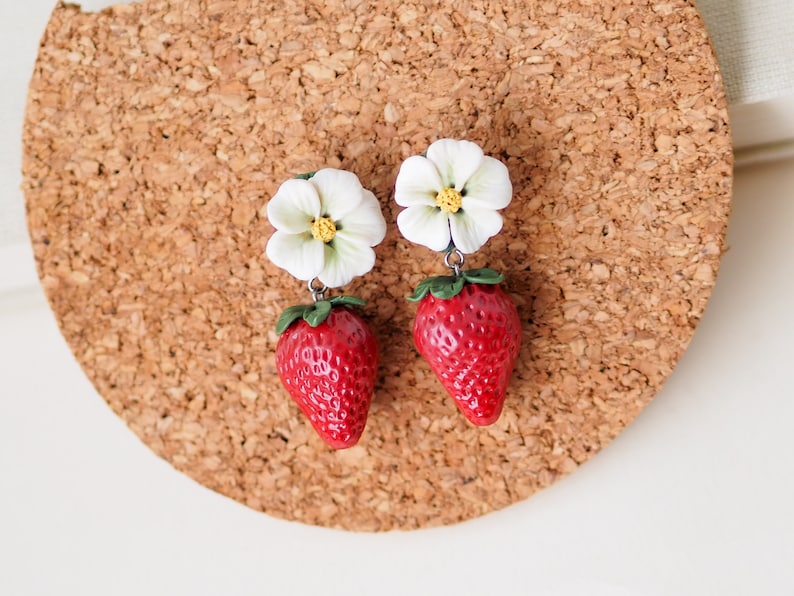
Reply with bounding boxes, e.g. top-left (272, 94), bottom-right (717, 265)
top-left (409, 268), bottom-right (522, 426)
top-left (275, 297), bottom-right (378, 449)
